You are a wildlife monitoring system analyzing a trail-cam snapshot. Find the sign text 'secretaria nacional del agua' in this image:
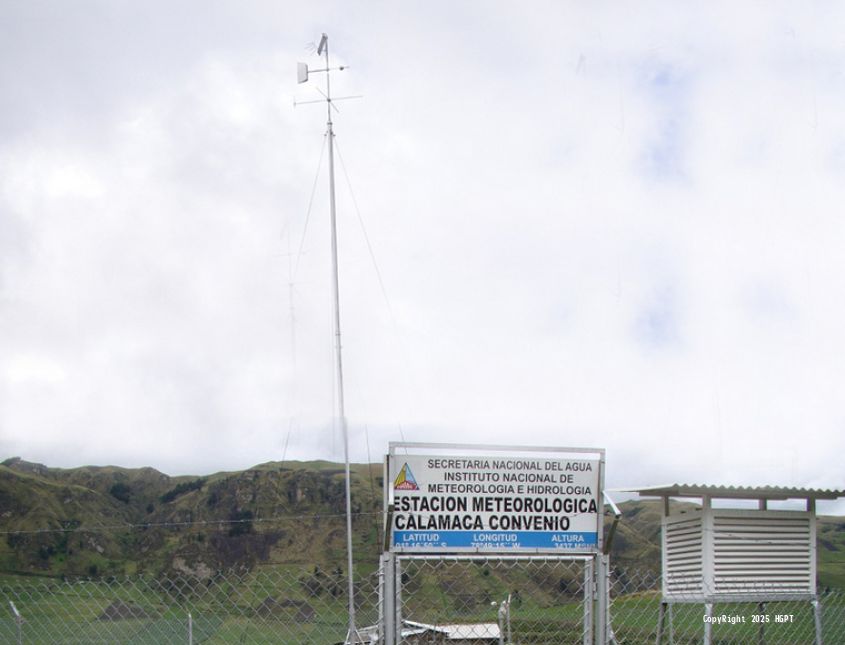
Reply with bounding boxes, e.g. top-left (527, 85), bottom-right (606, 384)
top-left (389, 454), bottom-right (601, 553)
